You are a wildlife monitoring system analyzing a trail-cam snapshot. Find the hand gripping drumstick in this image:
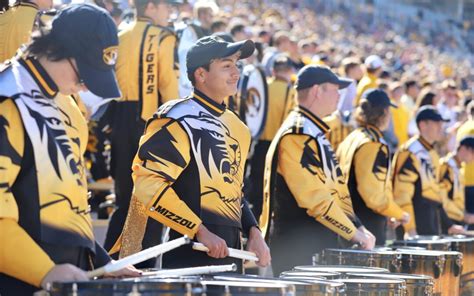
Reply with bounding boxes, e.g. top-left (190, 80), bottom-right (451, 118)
top-left (192, 243), bottom-right (259, 262)
top-left (140, 264), bottom-right (237, 278)
top-left (87, 236), bottom-right (190, 278)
